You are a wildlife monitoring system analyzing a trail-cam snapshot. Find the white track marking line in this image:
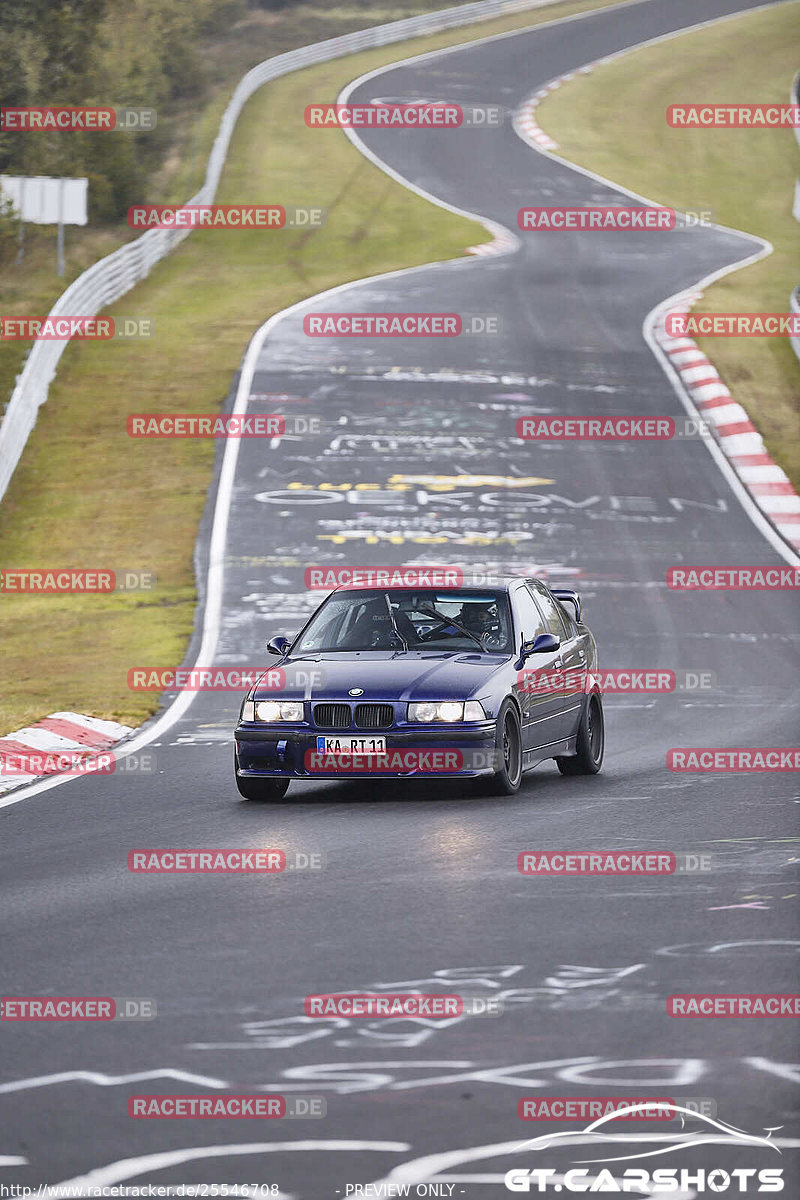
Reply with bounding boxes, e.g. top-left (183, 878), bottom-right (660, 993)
top-left (54, 1142), bottom-right (409, 1191)
top-left (0, 1068), bottom-right (231, 1095)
